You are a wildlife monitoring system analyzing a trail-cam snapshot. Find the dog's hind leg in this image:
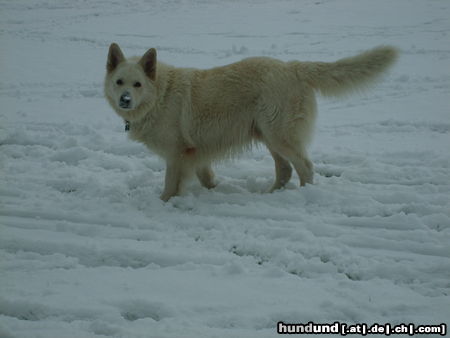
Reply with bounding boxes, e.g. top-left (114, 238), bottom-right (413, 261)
top-left (281, 145), bottom-right (313, 187)
top-left (262, 126), bottom-right (313, 188)
top-left (267, 148), bottom-right (293, 192)
top-left (264, 137), bottom-right (313, 187)
top-left (196, 164), bottom-right (216, 189)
